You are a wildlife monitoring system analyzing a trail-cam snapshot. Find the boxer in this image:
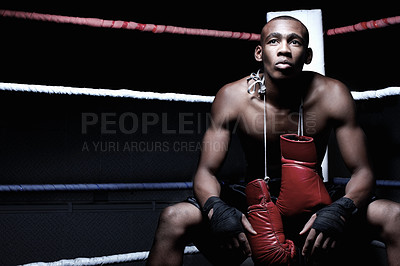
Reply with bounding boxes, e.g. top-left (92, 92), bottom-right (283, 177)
top-left (147, 16), bottom-right (400, 266)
